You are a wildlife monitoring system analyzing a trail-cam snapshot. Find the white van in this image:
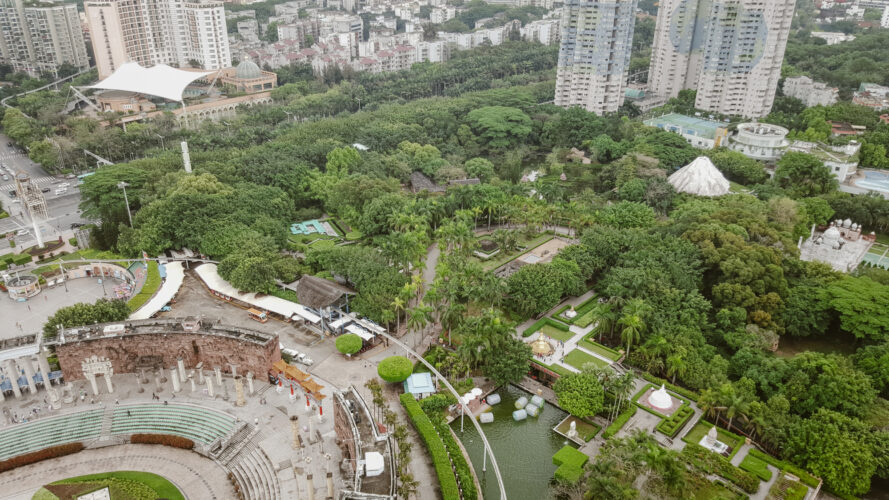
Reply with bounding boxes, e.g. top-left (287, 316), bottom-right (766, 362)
top-left (54, 188), bottom-right (66, 195)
